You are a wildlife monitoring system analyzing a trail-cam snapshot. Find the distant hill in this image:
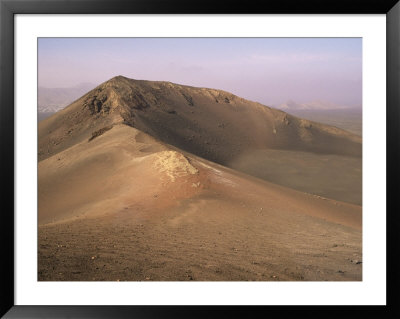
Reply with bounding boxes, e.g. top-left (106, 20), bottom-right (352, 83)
top-left (38, 111), bottom-right (55, 122)
top-left (38, 82), bottom-right (97, 114)
top-left (276, 99), bottom-right (354, 111)
top-left (283, 108), bottom-right (362, 136)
